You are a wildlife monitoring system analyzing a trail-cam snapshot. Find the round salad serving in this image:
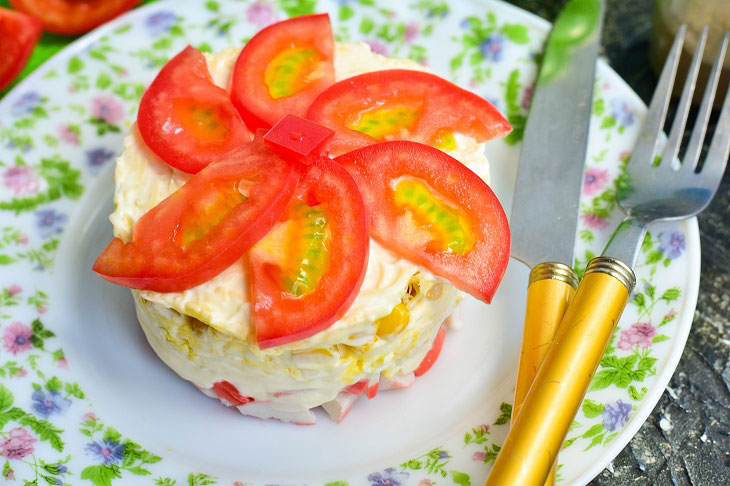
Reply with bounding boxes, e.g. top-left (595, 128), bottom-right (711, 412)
top-left (92, 13), bottom-right (512, 425)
